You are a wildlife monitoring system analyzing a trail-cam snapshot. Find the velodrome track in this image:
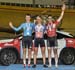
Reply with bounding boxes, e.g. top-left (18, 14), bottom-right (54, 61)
top-left (0, 64), bottom-right (75, 70)
top-left (0, 59), bottom-right (75, 70)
